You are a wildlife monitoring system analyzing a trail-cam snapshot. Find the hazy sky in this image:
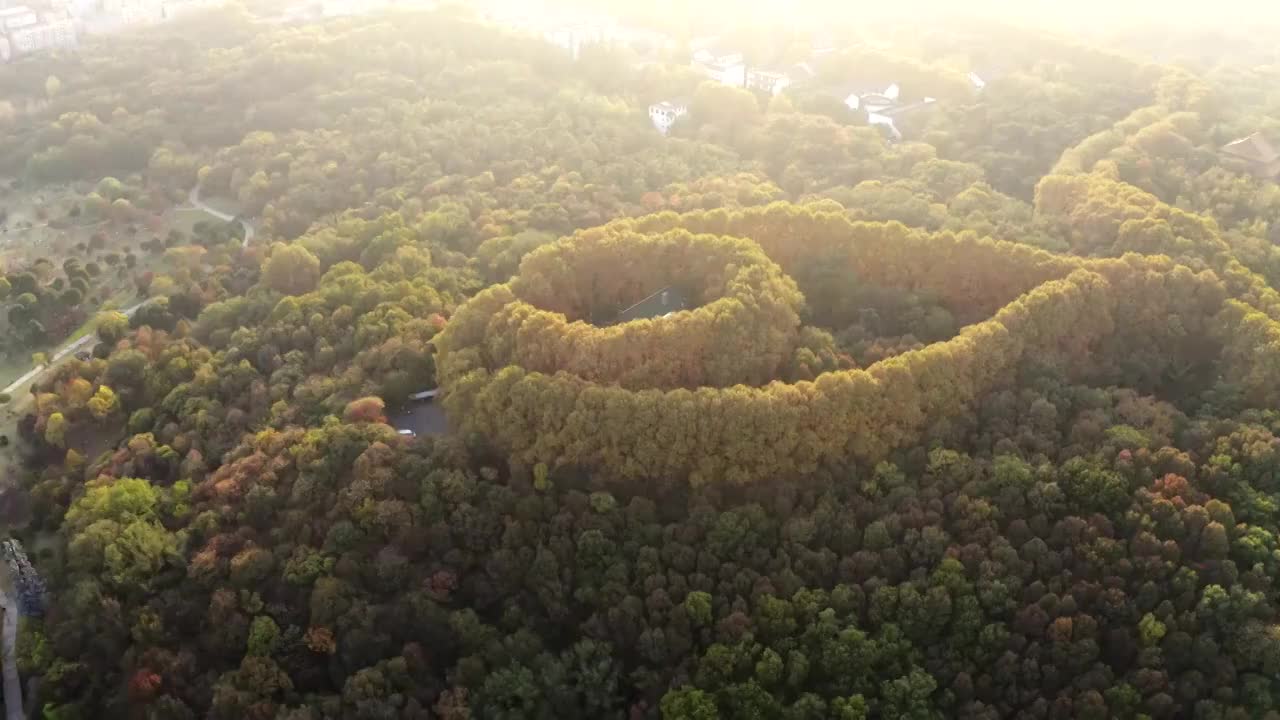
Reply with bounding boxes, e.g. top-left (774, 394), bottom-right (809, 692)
top-left (715, 0), bottom-right (1280, 30)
